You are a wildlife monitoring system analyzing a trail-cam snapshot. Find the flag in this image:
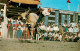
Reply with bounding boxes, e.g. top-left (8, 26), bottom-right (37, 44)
top-left (67, 0), bottom-right (71, 3)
